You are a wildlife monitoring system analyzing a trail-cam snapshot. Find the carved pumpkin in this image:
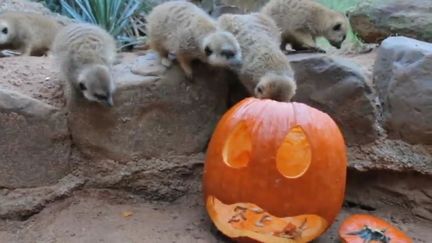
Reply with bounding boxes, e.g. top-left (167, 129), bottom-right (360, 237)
top-left (203, 98), bottom-right (347, 242)
top-left (339, 214), bottom-right (413, 243)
